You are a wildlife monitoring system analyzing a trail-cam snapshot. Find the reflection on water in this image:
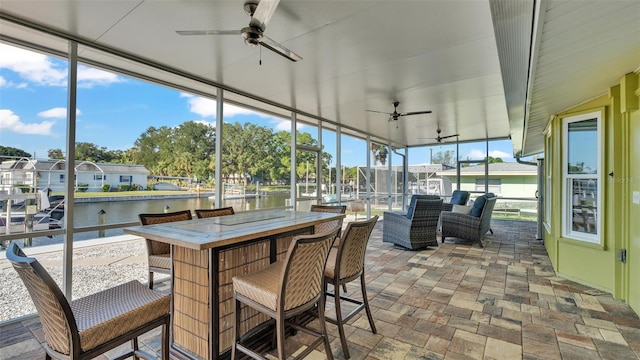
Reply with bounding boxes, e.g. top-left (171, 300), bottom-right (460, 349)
top-left (24, 194), bottom-right (291, 247)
